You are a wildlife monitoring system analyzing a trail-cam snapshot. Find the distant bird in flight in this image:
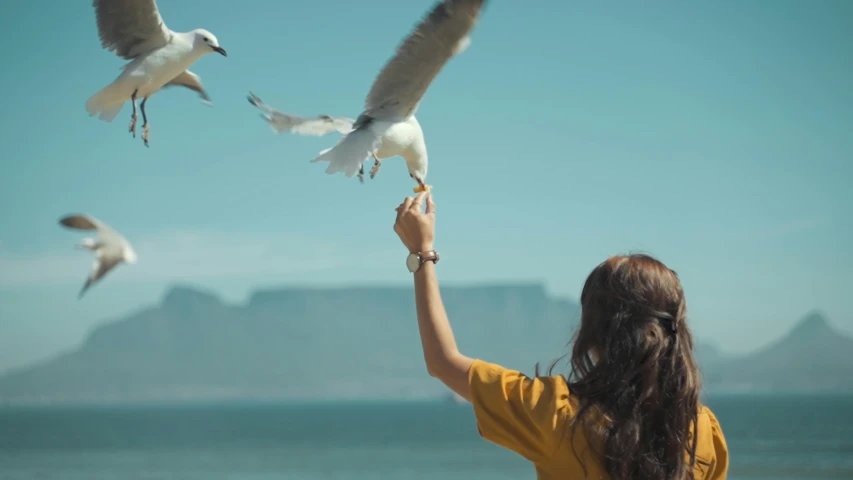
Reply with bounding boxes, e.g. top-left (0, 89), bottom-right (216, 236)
top-left (58, 214), bottom-right (137, 299)
top-left (85, 0), bottom-right (227, 147)
top-left (250, 0), bottom-right (488, 192)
